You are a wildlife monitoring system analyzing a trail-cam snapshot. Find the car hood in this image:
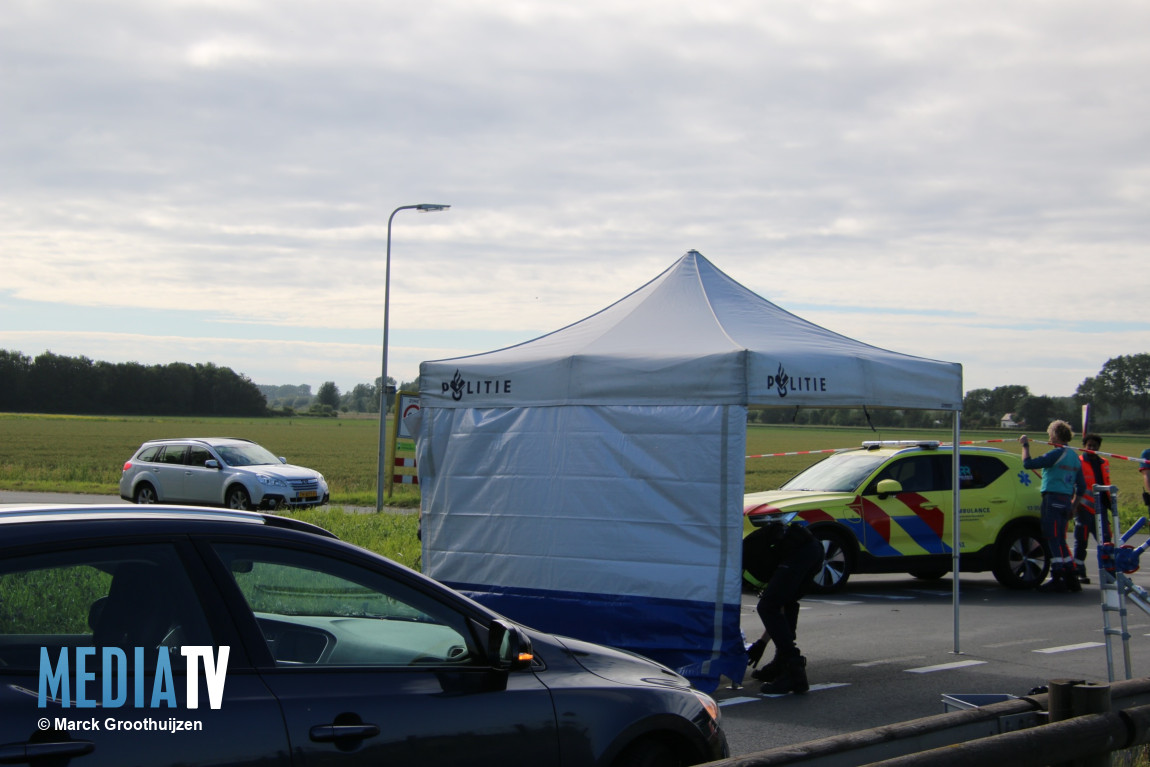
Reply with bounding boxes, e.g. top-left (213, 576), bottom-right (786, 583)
top-left (240, 463), bottom-right (322, 479)
top-left (744, 489), bottom-right (856, 518)
top-left (532, 631), bottom-right (693, 690)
